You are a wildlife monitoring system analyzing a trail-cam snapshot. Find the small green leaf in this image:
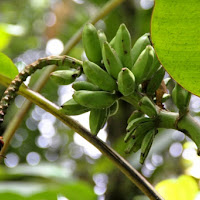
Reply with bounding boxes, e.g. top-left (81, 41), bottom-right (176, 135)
top-left (151, 0), bottom-right (200, 96)
top-left (0, 52), bottom-right (18, 79)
